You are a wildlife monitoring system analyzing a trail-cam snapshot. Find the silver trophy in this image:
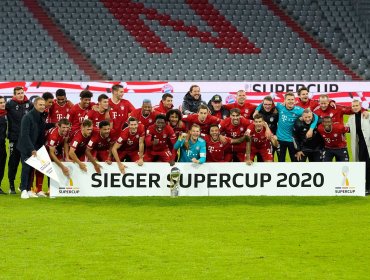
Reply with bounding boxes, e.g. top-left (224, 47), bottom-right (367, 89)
top-left (169, 167), bottom-right (181, 197)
